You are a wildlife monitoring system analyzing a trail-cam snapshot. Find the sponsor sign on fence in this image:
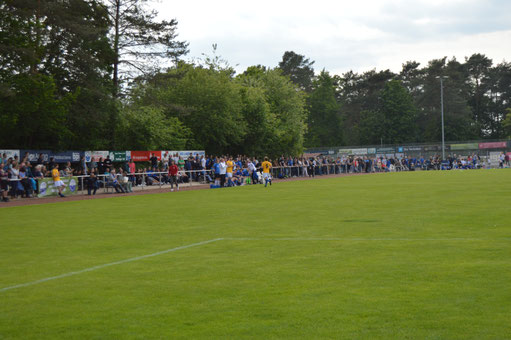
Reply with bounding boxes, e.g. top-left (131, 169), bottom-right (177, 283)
top-left (423, 145), bottom-right (442, 151)
top-left (450, 143), bottom-right (479, 150)
top-left (109, 151), bottom-right (129, 162)
top-left (86, 151), bottom-right (109, 162)
top-left (376, 147), bottom-right (395, 154)
top-left (352, 148), bottom-right (368, 155)
top-left (0, 149), bottom-right (20, 159)
top-left (53, 151), bottom-right (82, 163)
top-left (161, 150), bottom-right (206, 160)
top-left (403, 146), bottom-right (423, 152)
top-left (131, 151), bottom-right (162, 162)
top-left (23, 150), bottom-right (50, 163)
top-left (21, 150), bottom-right (82, 163)
top-left (479, 142), bottom-right (507, 149)
top-left (37, 177), bottom-right (79, 198)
